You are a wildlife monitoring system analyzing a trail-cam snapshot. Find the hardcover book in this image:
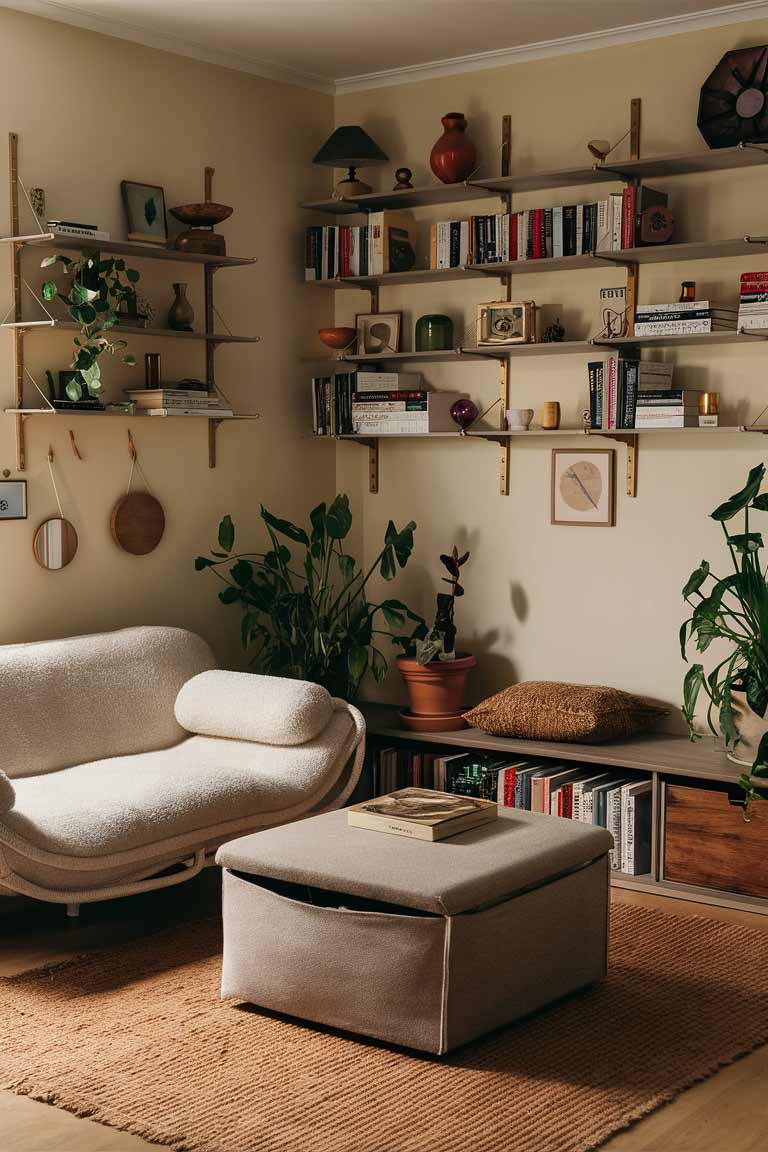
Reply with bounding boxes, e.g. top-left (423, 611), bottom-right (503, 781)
top-left (347, 788), bottom-right (497, 841)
